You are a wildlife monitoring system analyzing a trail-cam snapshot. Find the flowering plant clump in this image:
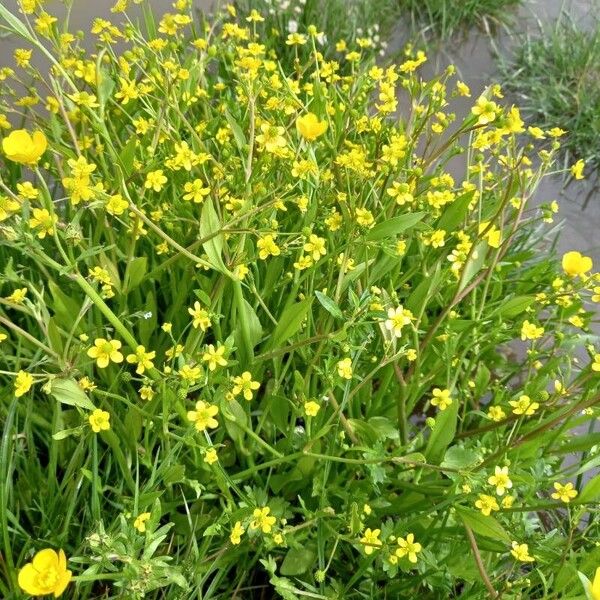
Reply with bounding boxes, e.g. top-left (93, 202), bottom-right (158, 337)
top-left (0, 1), bottom-right (600, 598)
